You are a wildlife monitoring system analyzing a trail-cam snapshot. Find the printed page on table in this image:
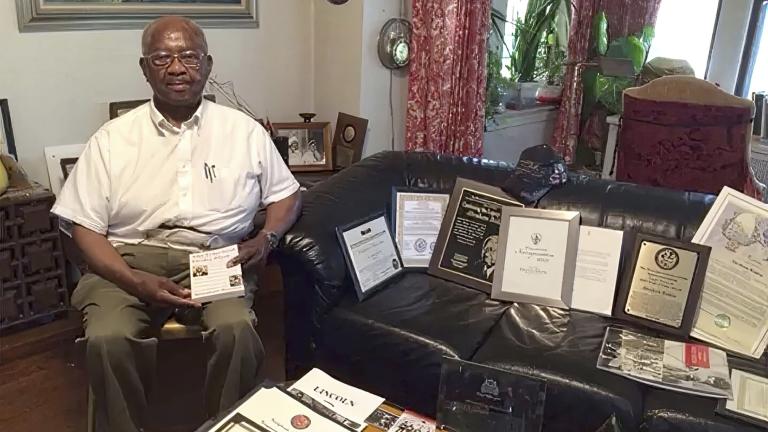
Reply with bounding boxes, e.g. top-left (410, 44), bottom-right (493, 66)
top-left (190, 245), bottom-right (245, 303)
top-left (289, 368), bottom-right (385, 431)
